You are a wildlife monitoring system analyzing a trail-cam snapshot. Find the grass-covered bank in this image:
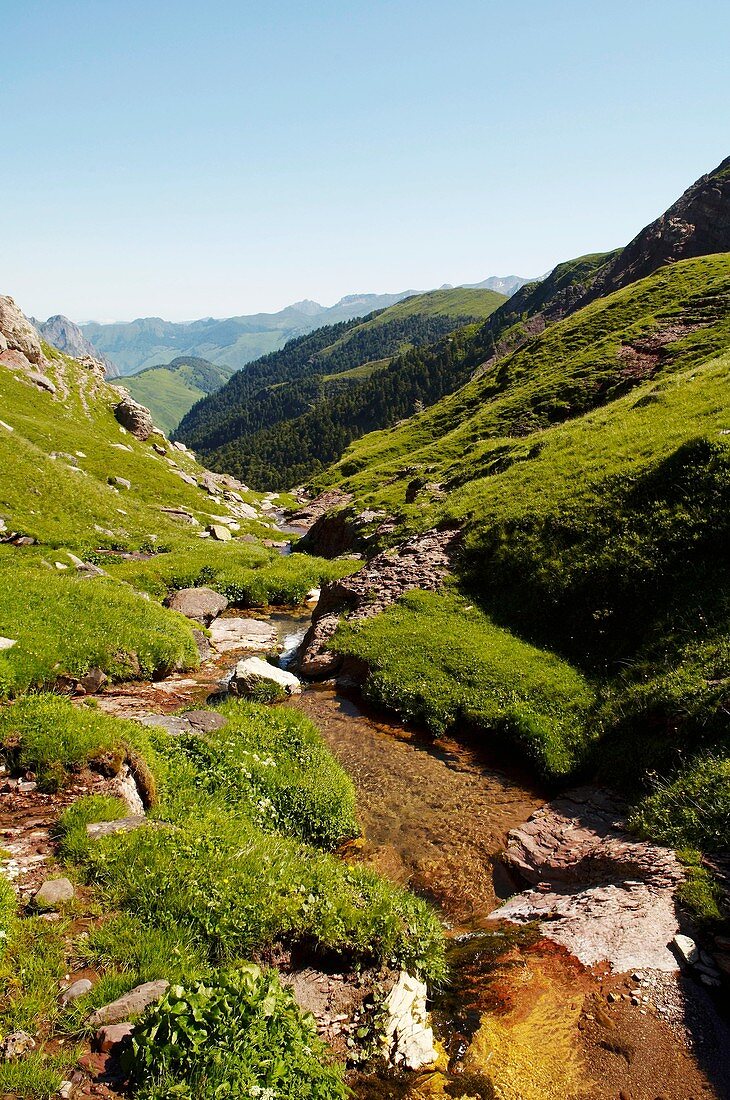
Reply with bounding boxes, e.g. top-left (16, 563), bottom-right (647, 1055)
top-left (334, 590), bottom-right (596, 780)
top-left (0, 695), bottom-right (445, 1098)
